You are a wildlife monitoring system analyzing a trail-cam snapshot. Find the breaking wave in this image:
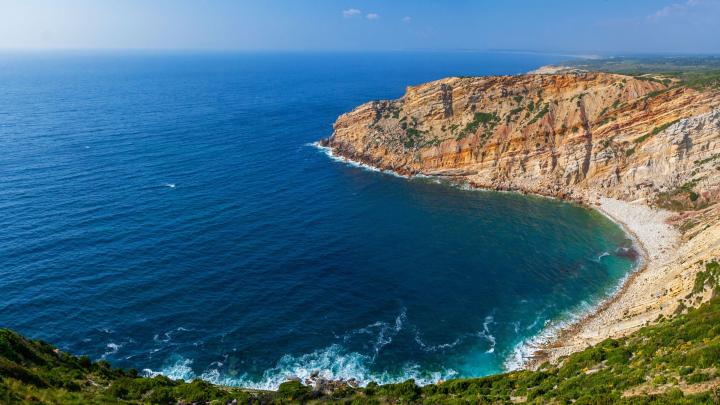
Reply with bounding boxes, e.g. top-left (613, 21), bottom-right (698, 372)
top-left (143, 345), bottom-right (460, 391)
top-left (141, 308), bottom-right (473, 390)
